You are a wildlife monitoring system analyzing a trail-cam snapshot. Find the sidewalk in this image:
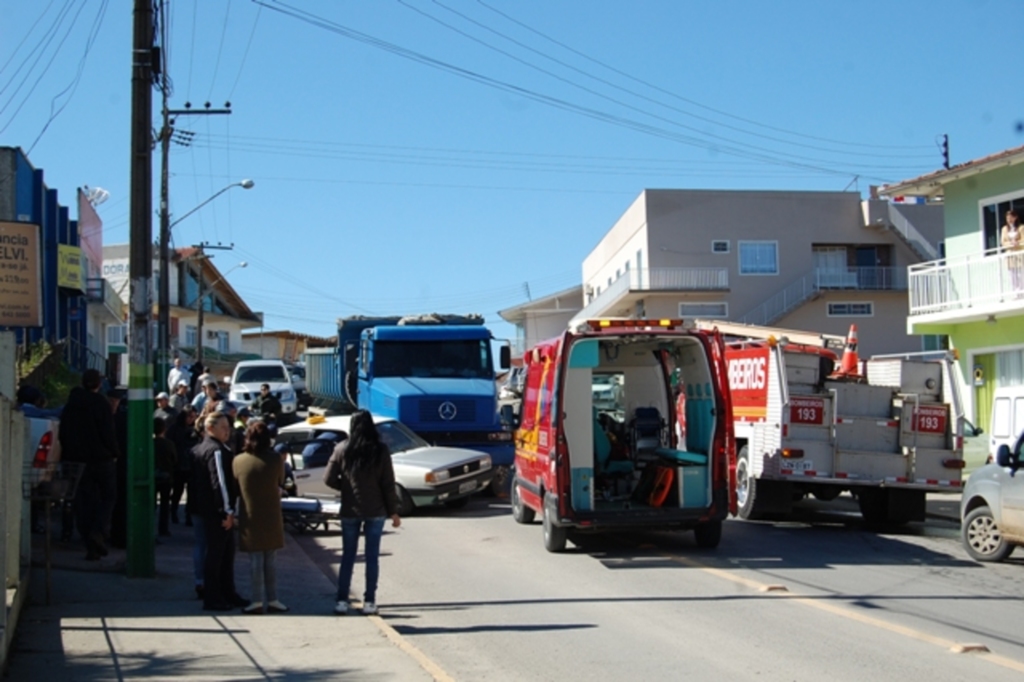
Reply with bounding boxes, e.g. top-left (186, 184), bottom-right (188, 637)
top-left (7, 524), bottom-right (433, 681)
